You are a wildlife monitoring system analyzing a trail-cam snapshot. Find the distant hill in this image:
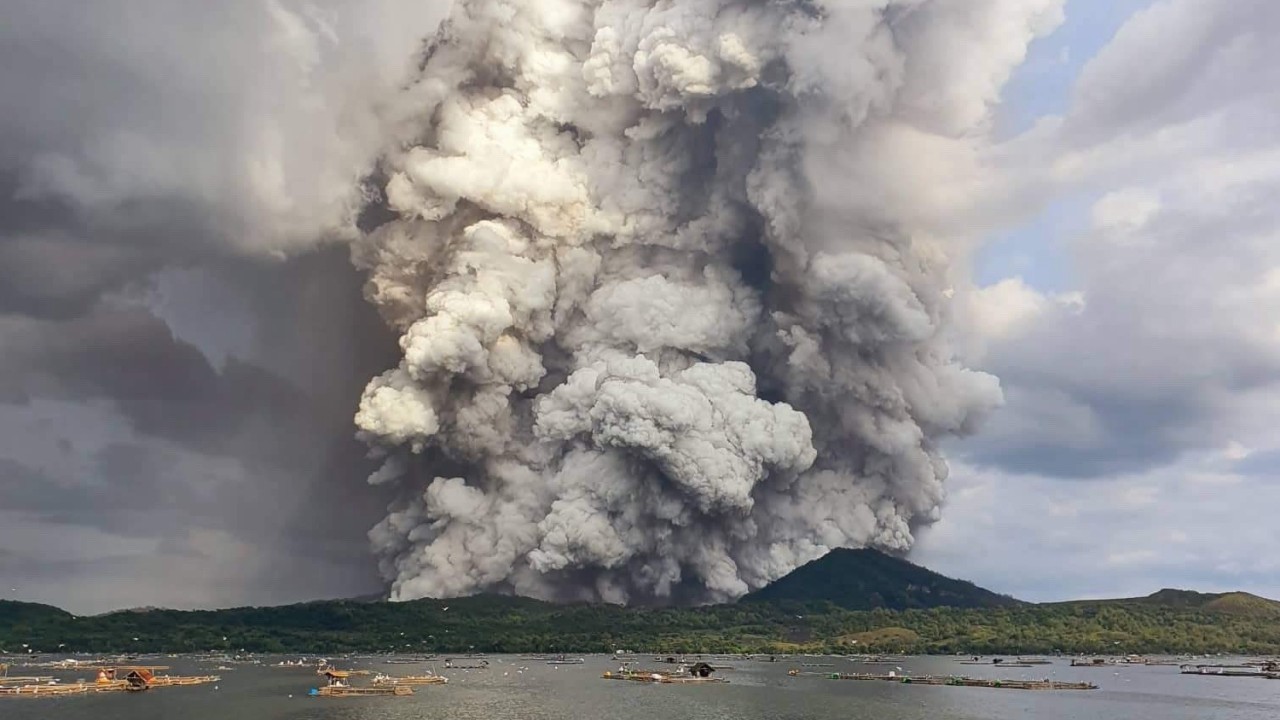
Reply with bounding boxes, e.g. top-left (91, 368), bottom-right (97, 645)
top-left (1141, 589), bottom-right (1280, 616)
top-left (742, 548), bottom-right (1022, 610)
top-left (0, 599), bottom-right (74, 652)
top-left (0, 599), bottom-right (73, 625)
top-left (100, 606), bottom-right (167, 616)
top-left (1054, 588), bottom-right (1280, 617)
